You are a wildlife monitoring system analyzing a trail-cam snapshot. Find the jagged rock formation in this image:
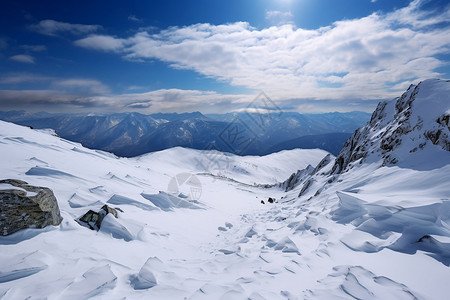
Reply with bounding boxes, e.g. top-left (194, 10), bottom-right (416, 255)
top-left (292, 79), bottom-right (450, 198)
top-left (330, 79), bottom-right (450, 174)
top-left (281, 165), bottom-right (314, 192)
top-left (0, 179), bottom-right (62, 236)
top-left (280, 154), bottom-right (335, 195)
